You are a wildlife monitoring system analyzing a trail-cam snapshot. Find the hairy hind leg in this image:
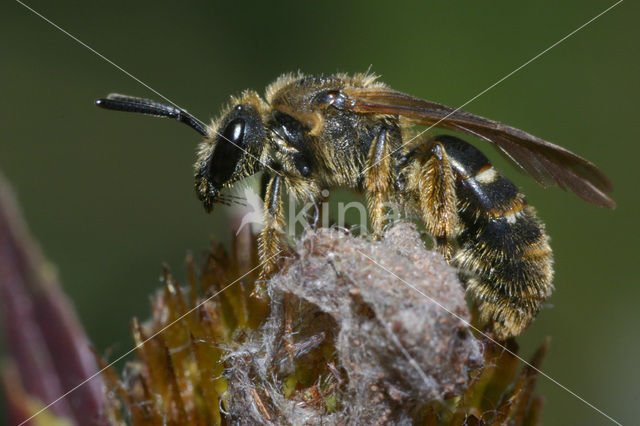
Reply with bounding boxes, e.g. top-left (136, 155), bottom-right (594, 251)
top-left (408, 139), bottom-right (460, 260)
